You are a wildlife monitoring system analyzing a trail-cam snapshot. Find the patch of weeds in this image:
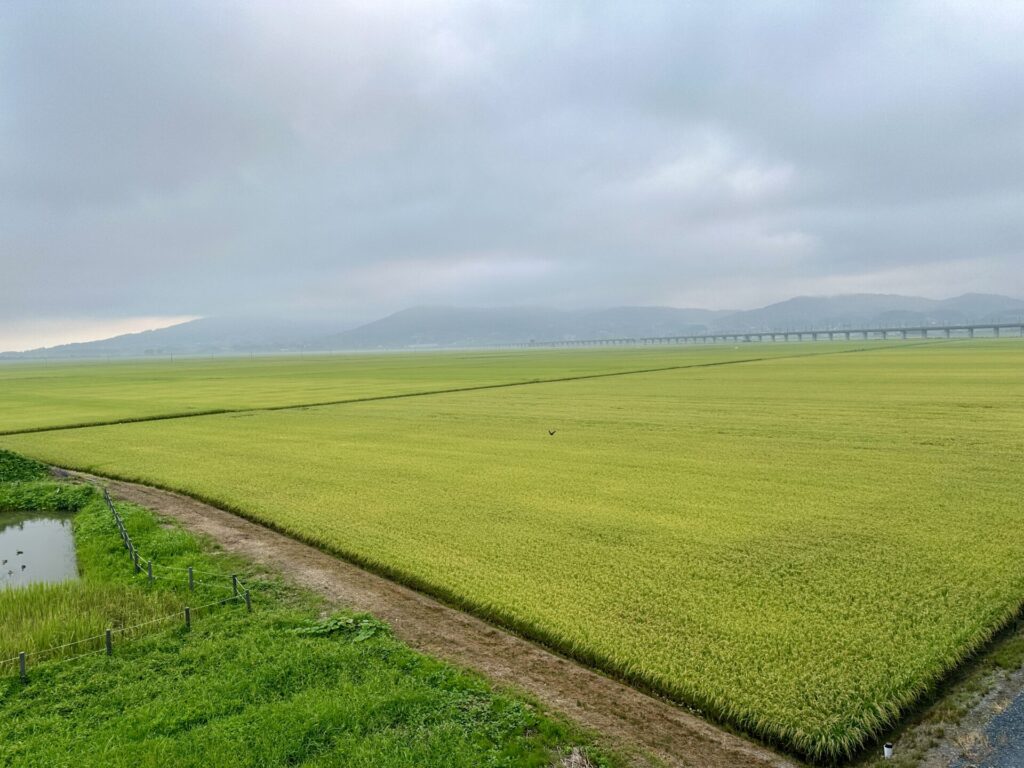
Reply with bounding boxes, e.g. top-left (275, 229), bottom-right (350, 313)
top-left (289, 613), bottom-right (391, 642)
top-left (0, 450), bottom-right (48, 482)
